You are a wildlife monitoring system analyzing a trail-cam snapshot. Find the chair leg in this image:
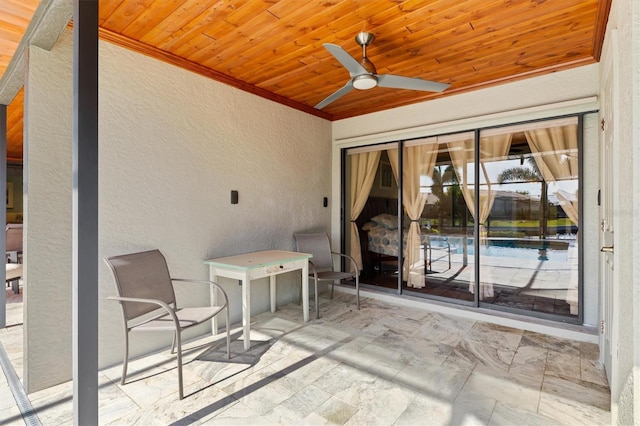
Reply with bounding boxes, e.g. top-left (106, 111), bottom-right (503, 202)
top-left (355, 274), bottom-right (360, 310)
top-left (170, 332), bottom-right (177, 354)
top-left (225, 307), bottom-right (231, 359)
top-left (314, 278), bottom-right (319, 320)
top-left (176, 329), bottom-right (184, 400)
top-left (121, 332), bottom-right (129, 386)
top-left (330, 281), bottom-right (334, 299)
